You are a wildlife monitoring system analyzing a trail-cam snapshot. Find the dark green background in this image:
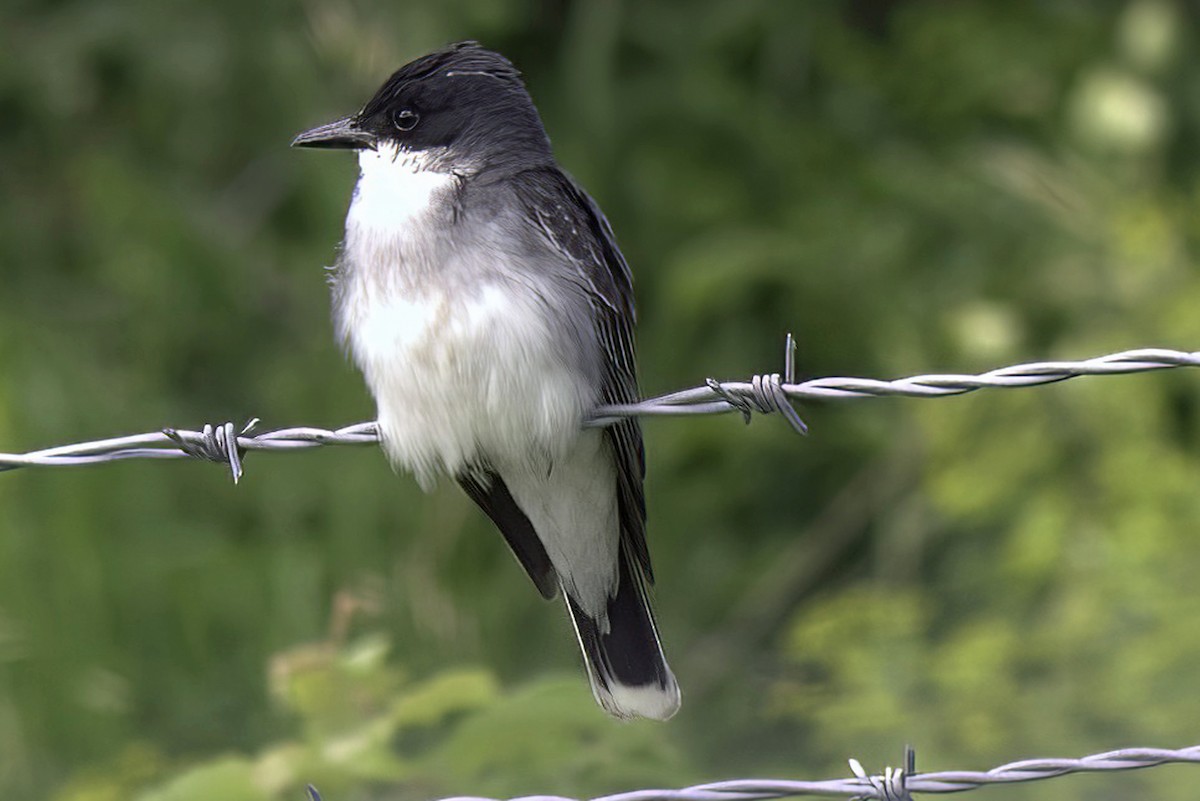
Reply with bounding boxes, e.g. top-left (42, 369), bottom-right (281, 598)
top-left (3, 2), bottom-right (1200, 799)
